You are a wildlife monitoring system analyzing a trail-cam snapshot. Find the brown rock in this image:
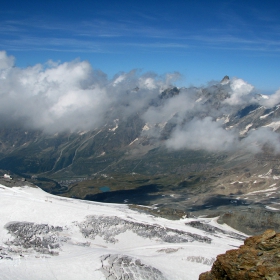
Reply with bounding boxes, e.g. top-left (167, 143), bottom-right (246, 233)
top-left (199, 230), bottom-right (280, 280)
